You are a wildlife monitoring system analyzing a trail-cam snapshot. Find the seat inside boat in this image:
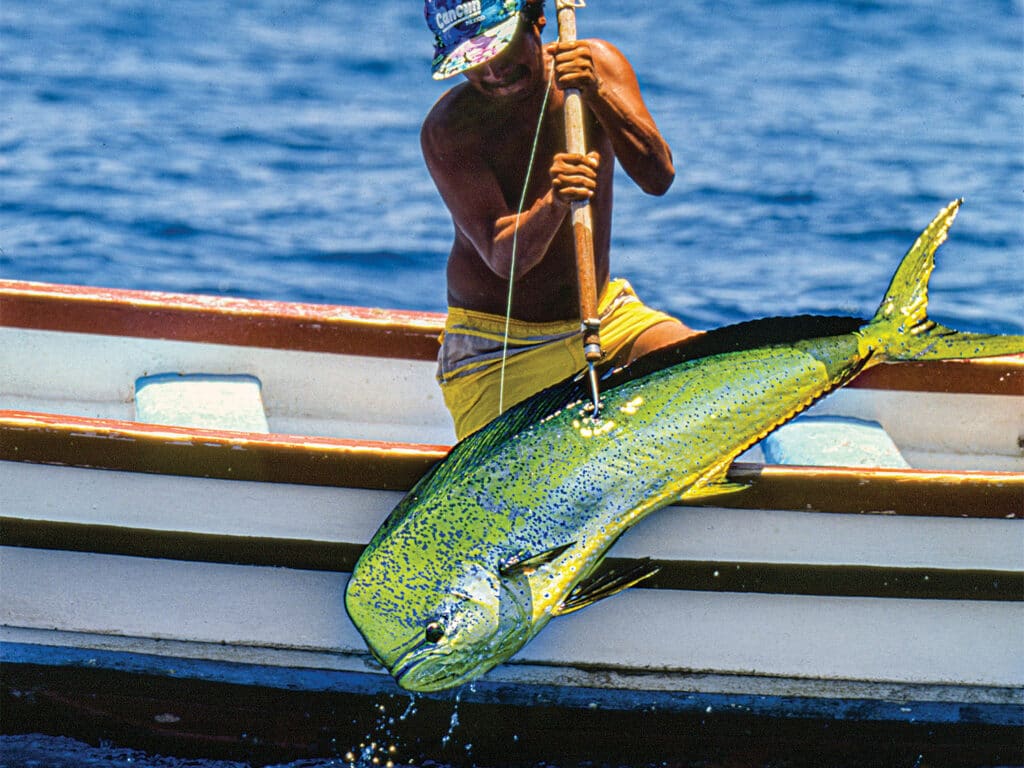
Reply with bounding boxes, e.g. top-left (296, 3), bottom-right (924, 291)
top-left (134, 373), bottom-right (270, 433)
